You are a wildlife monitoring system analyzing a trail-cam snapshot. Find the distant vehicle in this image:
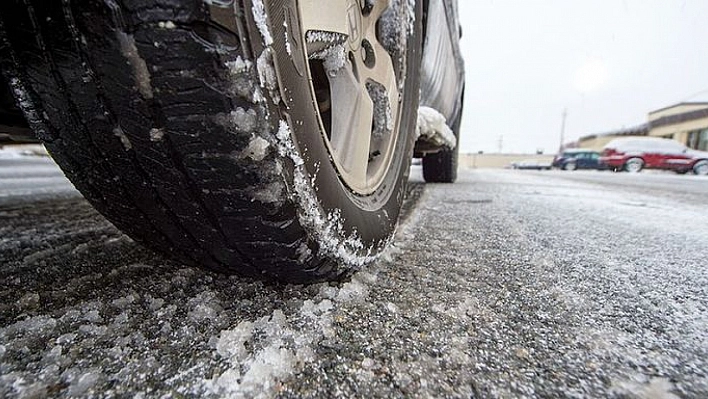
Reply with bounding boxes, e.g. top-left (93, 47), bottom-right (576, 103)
top-left (511, 160), bottom-right (552, 170)
top-left (599, 137), bottom-right (708, 175)
top-left (552, 149), bottom-right (604, 171)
